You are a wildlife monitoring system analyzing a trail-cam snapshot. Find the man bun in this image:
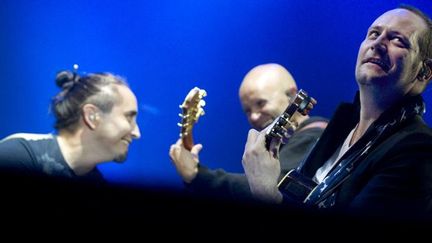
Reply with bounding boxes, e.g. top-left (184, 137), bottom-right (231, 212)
top-left (55, 70), bottom-right (79, 90)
